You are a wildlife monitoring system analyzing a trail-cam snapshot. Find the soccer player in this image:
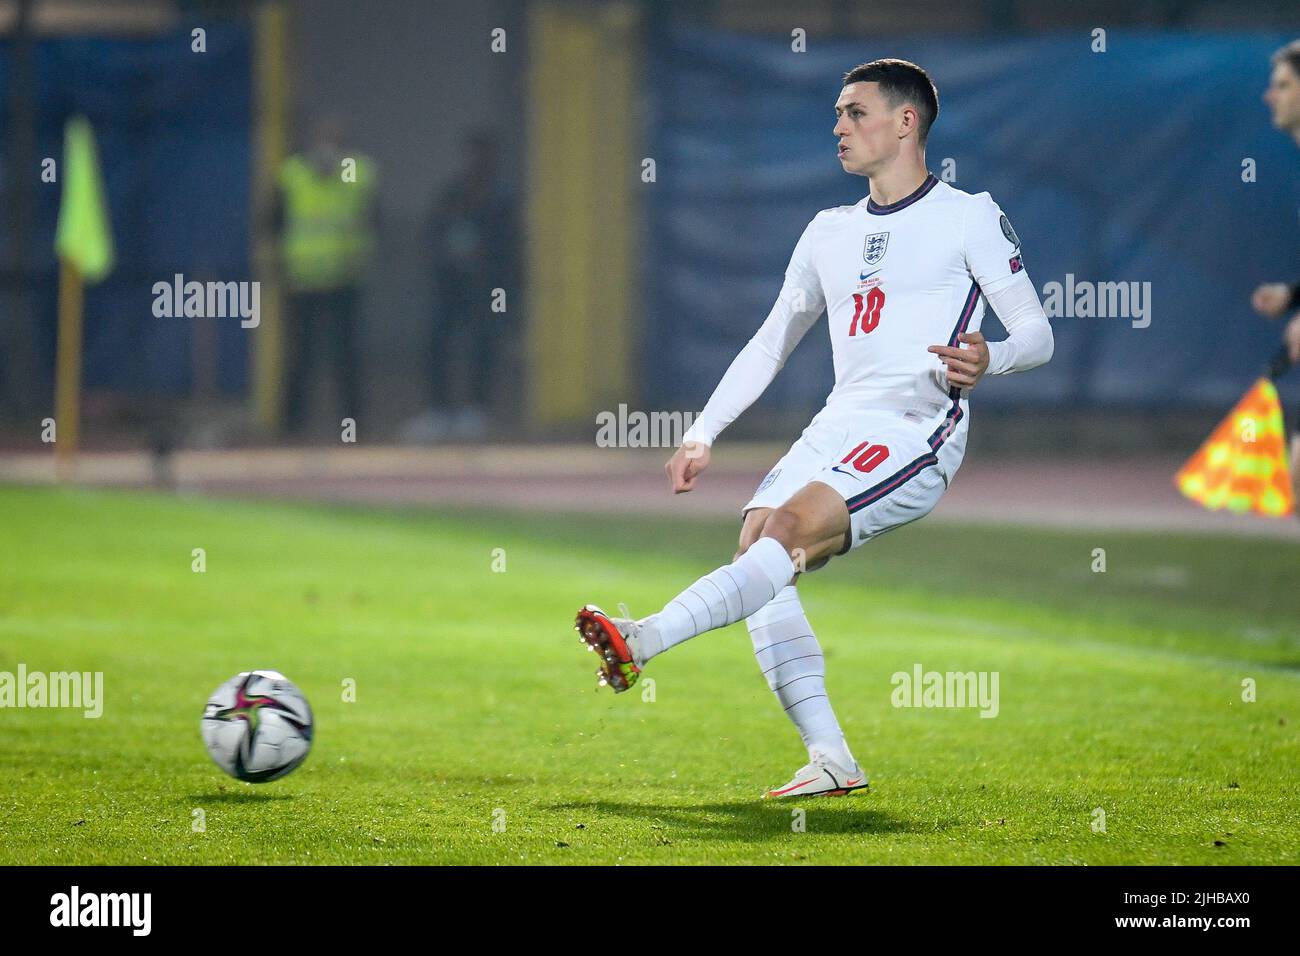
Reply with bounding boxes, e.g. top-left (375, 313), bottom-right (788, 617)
top-left (575, 59), bottom-right (1054, 798)
top-left (1252, 38), bottom-right (1300, 506)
